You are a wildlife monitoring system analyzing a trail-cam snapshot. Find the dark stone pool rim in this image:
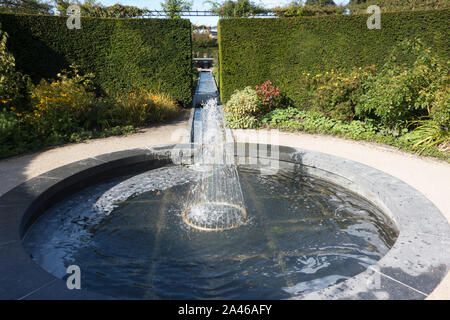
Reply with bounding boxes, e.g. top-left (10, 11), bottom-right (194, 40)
top-left (0, 143), bottom-right (449, 300)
